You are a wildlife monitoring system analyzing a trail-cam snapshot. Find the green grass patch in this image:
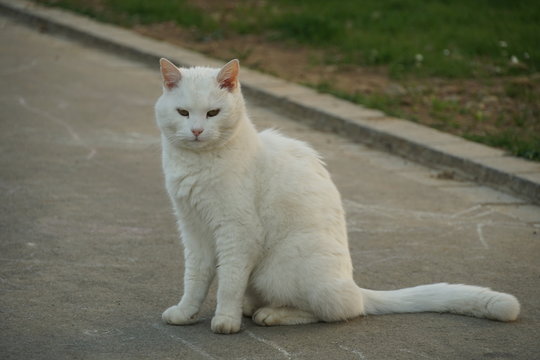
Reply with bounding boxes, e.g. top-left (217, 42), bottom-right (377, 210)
top-left (38, 0), bottom-right (540, 78)
top-left (229, 0), bottom-right (539, 78)
top-left (38, 0), bottom-right (215, 30)
top-left (465, 132), bottom-right (540, 161)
